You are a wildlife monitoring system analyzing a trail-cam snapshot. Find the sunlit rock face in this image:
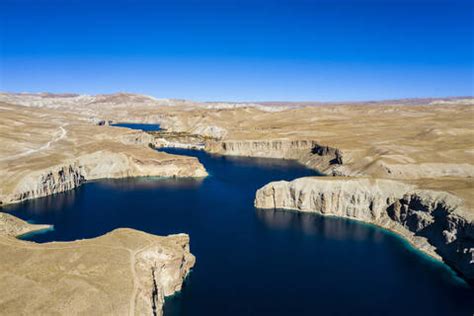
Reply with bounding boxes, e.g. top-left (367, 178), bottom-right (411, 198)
top-left (0, 214), bottom-right (195, 316)
top-left (205, 139), bottom-right (345, 175)
top-left (255, 177), bottom-right (474, 283)
top-left (0, 102), bottom-right (207, 205)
